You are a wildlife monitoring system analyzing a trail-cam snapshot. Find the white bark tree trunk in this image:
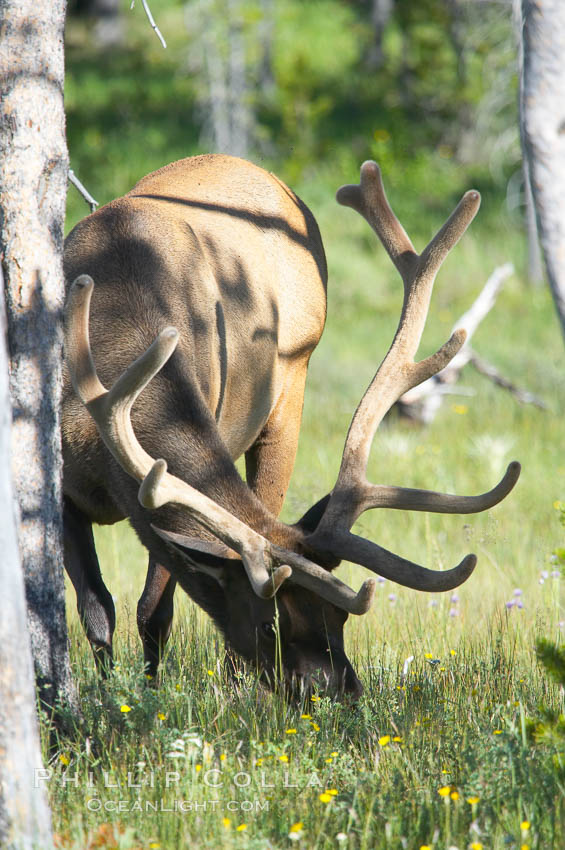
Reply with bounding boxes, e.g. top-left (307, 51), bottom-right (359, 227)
top-left (190, 0), bottom-right (258, 158)
top-left (366, 0), bottom-right (393, 70)
top-left (0, 0), bottom-right (76, 715)
top-left (520, 0), bottom-right (565, 339)
top-left (0, 271), bottom-right (54, 850)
